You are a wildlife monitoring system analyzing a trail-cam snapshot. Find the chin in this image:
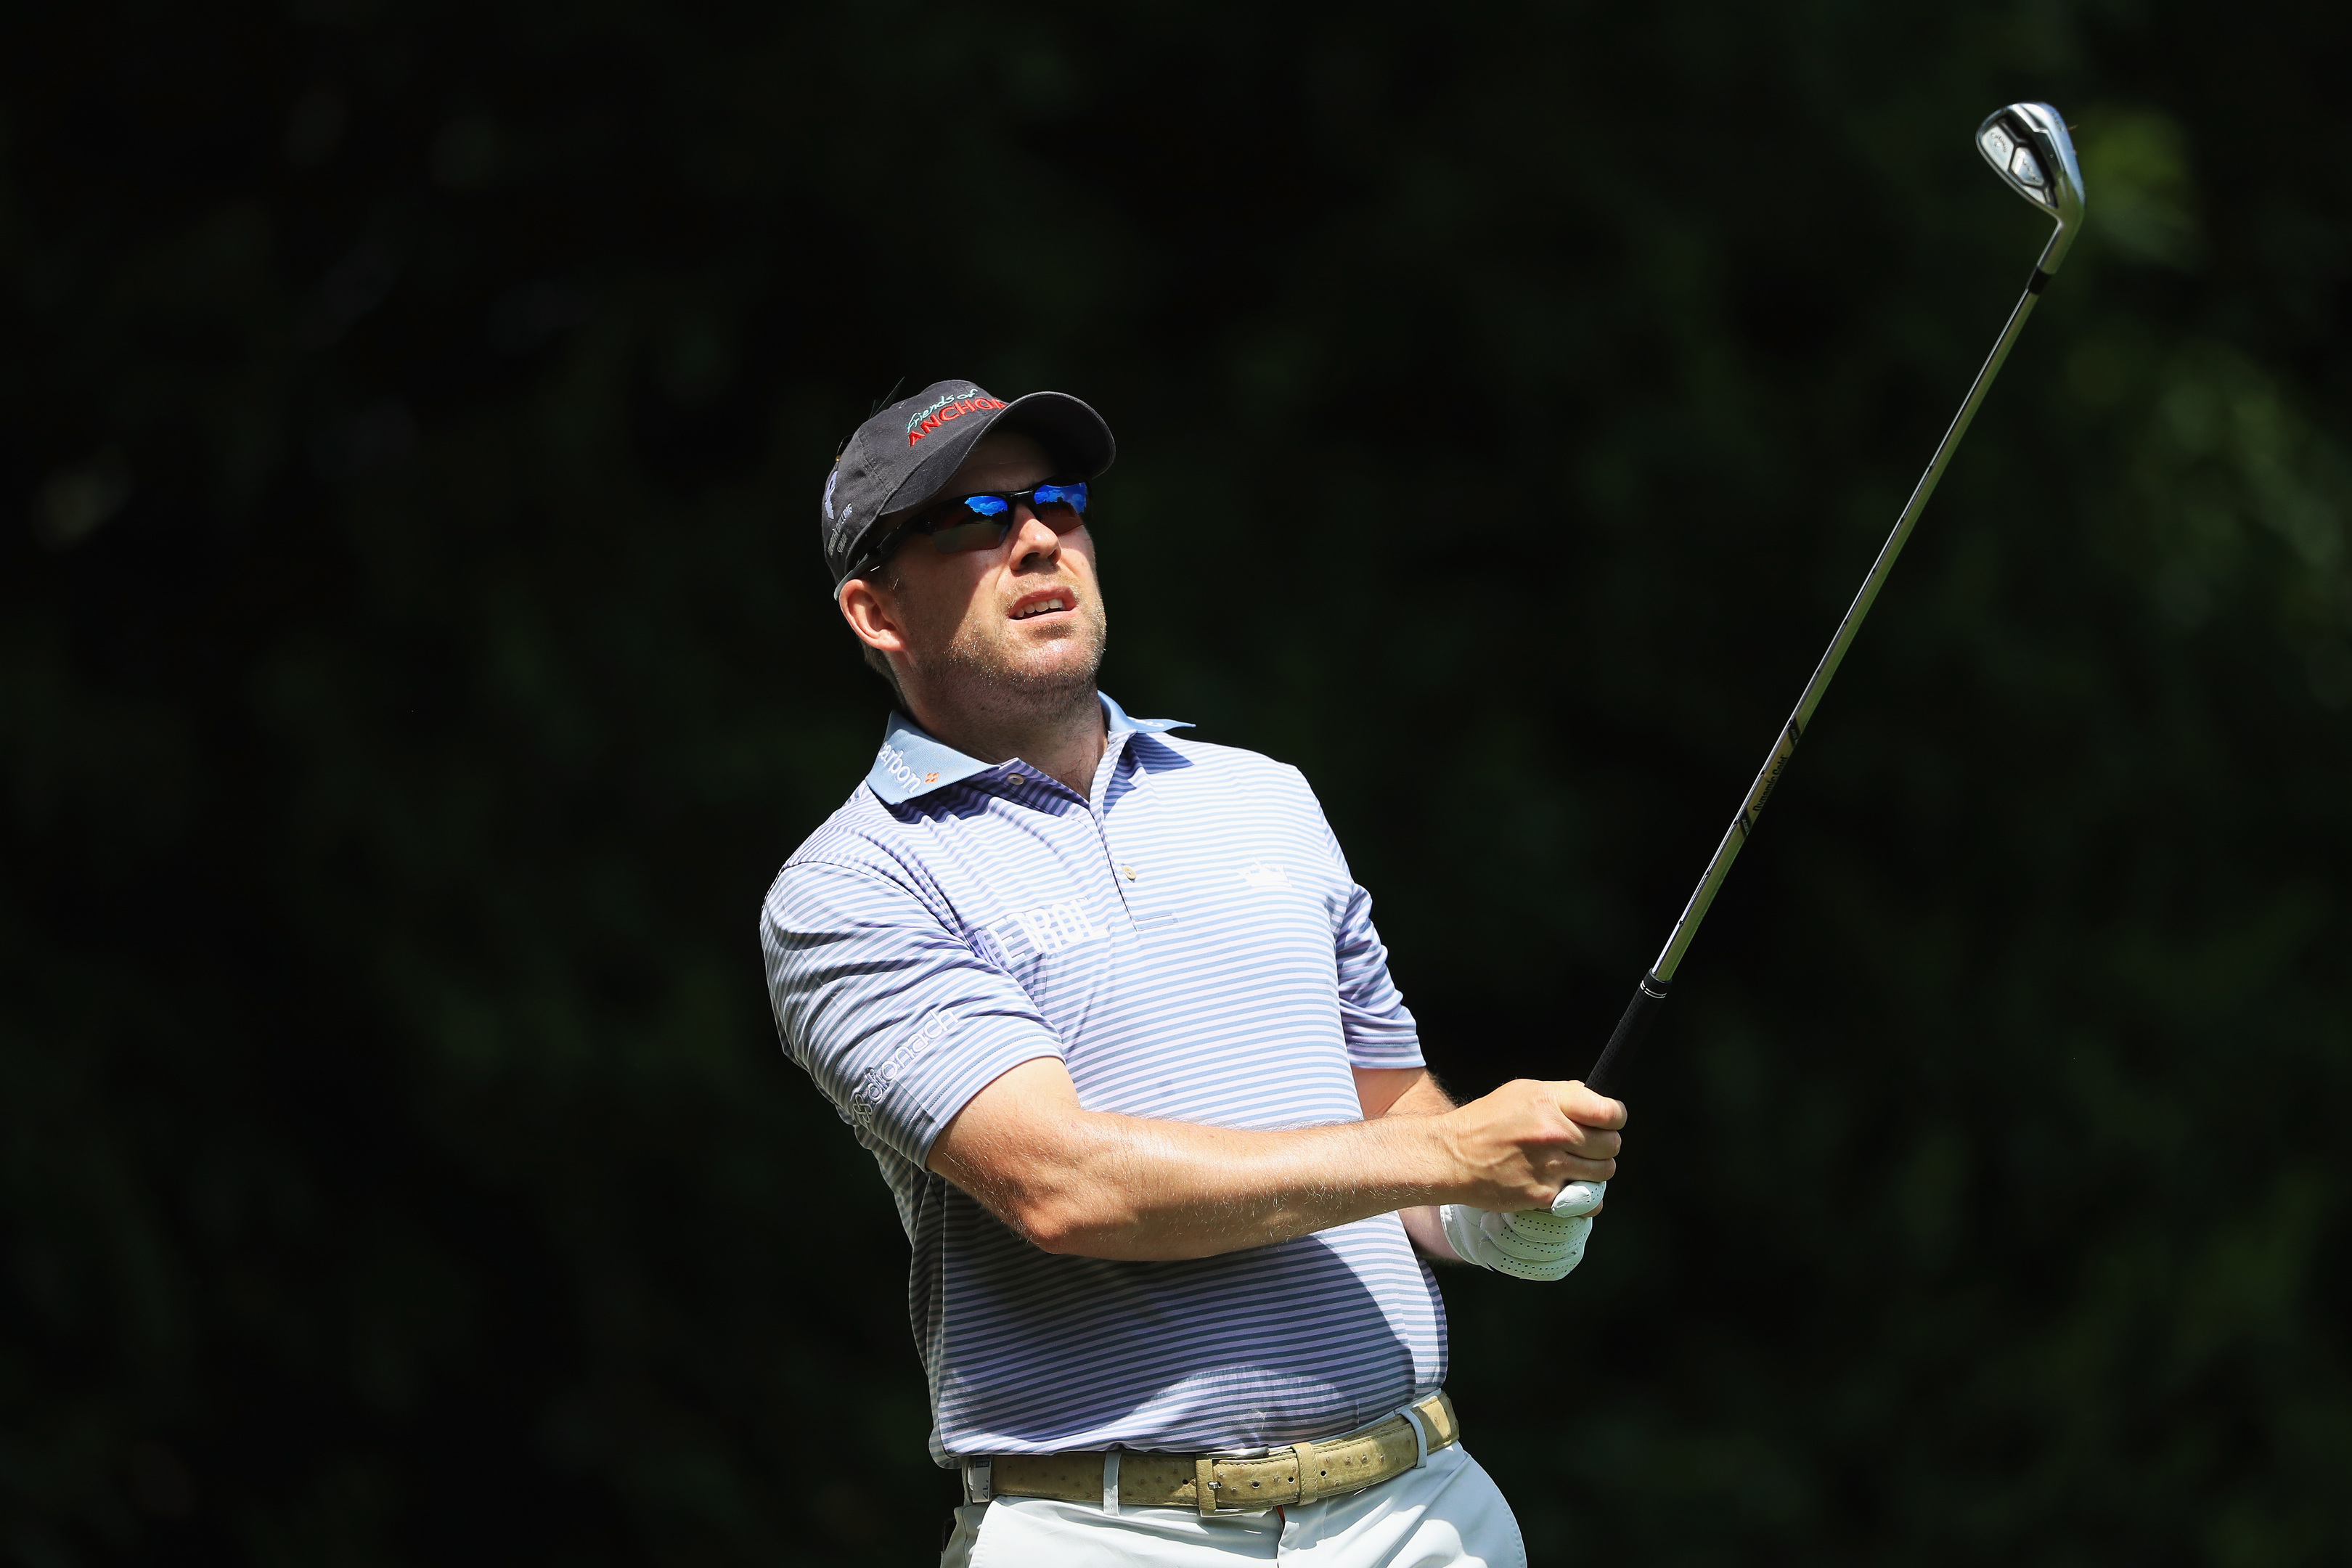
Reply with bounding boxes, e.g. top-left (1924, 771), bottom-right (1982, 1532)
top-left (1004, 648), bottom-right (1101, 694)
top-left (1003, 624), bottom-right (1105, 685)
top-left (933, 612), bottom-right (1107, 699)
